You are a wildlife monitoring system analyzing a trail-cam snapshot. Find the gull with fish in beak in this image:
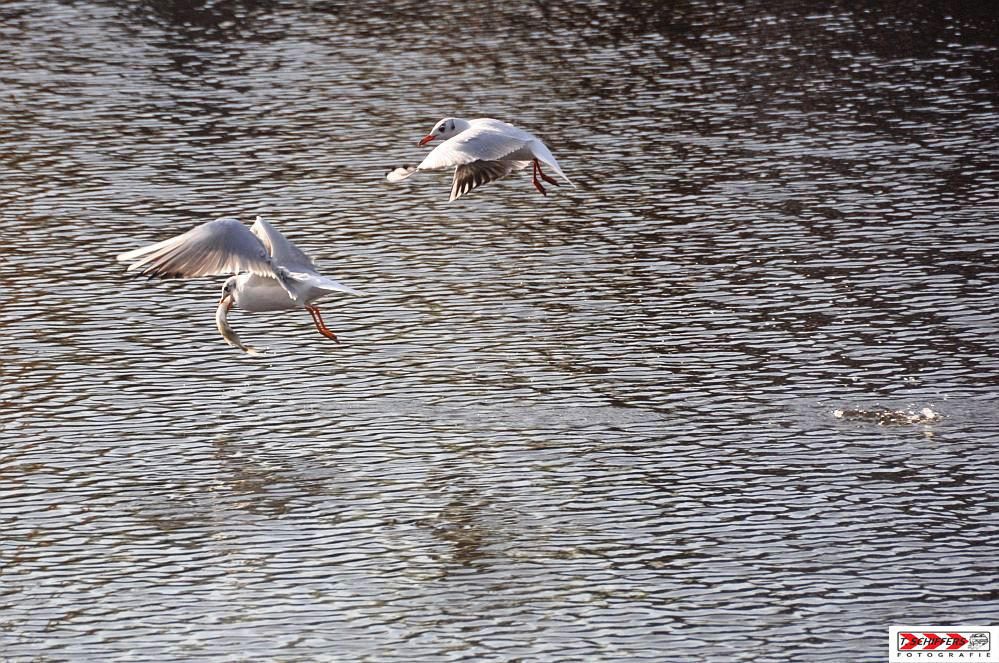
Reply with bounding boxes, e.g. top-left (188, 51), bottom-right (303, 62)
top-left (116, 216), bottom-right (361, 354)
